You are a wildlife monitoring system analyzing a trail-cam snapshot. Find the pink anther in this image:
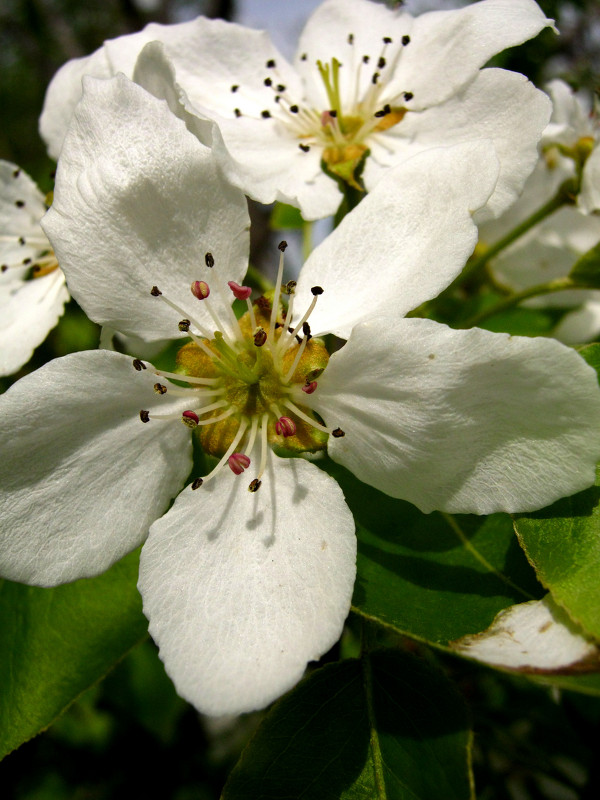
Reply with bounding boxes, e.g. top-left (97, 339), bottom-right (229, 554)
top-left (228, 452), bottom-right (251, 475)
